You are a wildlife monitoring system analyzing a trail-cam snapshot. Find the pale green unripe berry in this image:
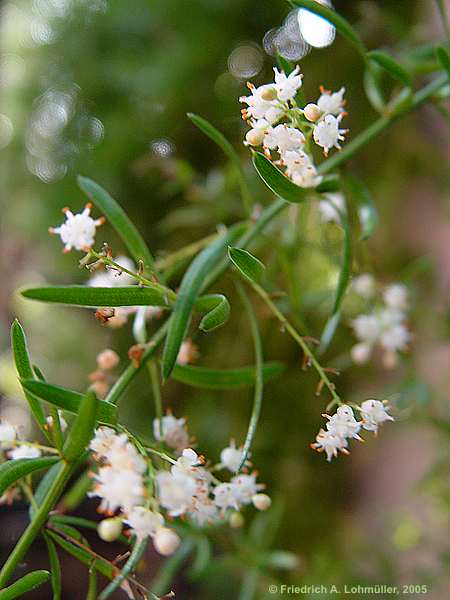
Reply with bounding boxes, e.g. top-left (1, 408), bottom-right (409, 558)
top-left (303, 103), bottom-right (321, 122)
top-left (229, 511), bottom-right (245, 529)
top-left (153, 527), bottom-right (181, 556)
top-left (97, 518), bottom-right (123, 542)
top-left (260, 87), bottom-right (278, 101)
top-left (252, 493), bottom-right (272, 511)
